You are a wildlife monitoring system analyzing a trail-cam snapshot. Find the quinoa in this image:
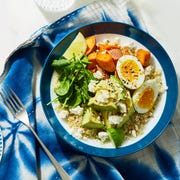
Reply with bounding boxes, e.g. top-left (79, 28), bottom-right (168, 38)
top-left (68, 114), bottom-right (100, 140)
top-left (123, 111), bottom-right (153, 138)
